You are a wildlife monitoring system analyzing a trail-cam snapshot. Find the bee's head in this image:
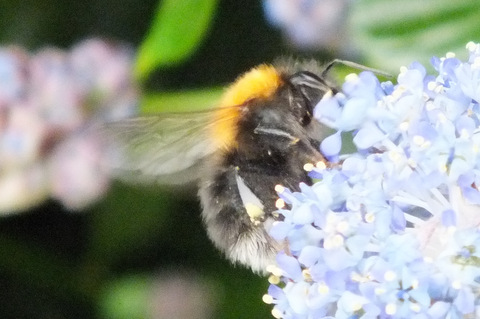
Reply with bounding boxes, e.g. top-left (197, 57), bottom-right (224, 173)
top-left (211, 62), bottom-right (335, 163)
top-left (235, 69), bottom-right (334, 160)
